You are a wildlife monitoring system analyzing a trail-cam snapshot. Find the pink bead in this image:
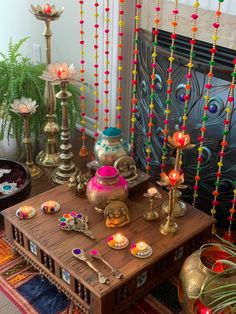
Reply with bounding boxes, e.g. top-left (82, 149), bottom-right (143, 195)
top-left (104, 90), bottom-right (109, 94)
top-left (191, 14), bottom-right (198, 20)
top-left (105, 7), bottom-right (110, 12)
top-left (151, 63), bottom-right (156, 68)
top-left (81, 112), bottom-right (86, 117)
top-left (80, 96), bottom-right (85, 100)
top-left (116, 114), bottom-right (121, 119)
top-left (105, 29), bottom-right (109, 33)
top-left (213, 22), bottom-right (219, 28)
top-left (181, 125), bottom-right (186, 131)
top-left (80, 60), bottom-right (85, 64)
top-left (146, 157), bottom-right (151, 162)
top-left (94, 44), bottom-right (98, 49)
top-left (184, 95), bottom-right (190, 100)
top-left (219, 152), bottom-right (225, 157)
top-left (94, 24), bottom-right (99, 28)
top-left (80, 20), bottom-right (84, 24)
top-left (104, 109), bottom-right (109, 113)
top-left (148, 113), bottom-right (154, 118)
top-left (80, 40), bottom-right (84, 45)
top-left (94, 132), bottom-right (99, 137)
top-left (190, 39), bottom-right (196, 45)
top-left (186, 74), bottom-right (192, 79)
top-left (167, 68), bottom-right (172, 73)
top-left (205, 83), bottom-right (212, 89)
top-left (94, 116), bottom-right (98, 120)
top-left (198, 136), bottom-right (204, 142)
top-left (94, 64), bottom-right (98, 68)
top-left (160, 164), bottom-right (165, 169)
top-left (155, 6), bottom-right (161, 11)
top-left (95, 99), bottom-right (100, 104)
top-left (173, 9), bottom-right (179, 14)
top-left (80, 128), bottom-right (85, 132)
top-left (164, 119), bottom-right (169, 124)
top-left (228, 96), bottom-right (234, 102)
top-left (231, 199), bottom-right (236, 204)
top-left (212, 200), bottom-right (219, 206)
top-left (119, 32), bottom-right (124, 36)
top-left (133, 60), bottom-right (137, 65)
top-left (193, 185), bottom-right (199, 190)
top-left (105, 71), bottom-right (110, 75)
